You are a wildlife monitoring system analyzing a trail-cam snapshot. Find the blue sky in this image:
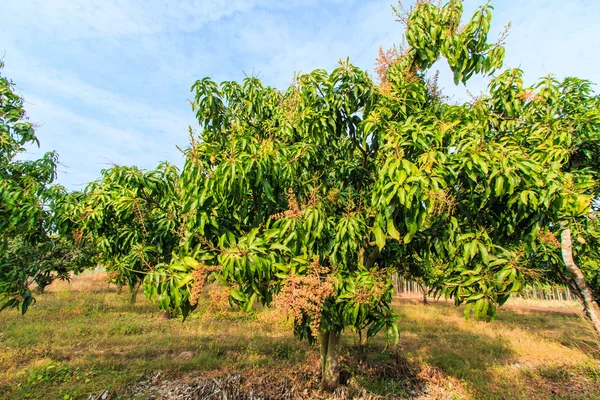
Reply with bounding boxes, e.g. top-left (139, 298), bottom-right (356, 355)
top-left (2, 0), bottom-right (599, 189)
